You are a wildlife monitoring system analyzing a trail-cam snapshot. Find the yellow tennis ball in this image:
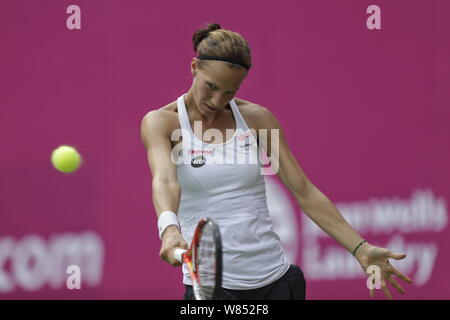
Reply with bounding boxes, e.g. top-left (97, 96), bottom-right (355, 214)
top-left (51, 145), bottom-right (82, 173)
